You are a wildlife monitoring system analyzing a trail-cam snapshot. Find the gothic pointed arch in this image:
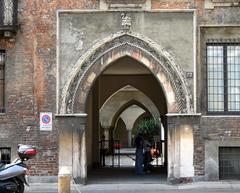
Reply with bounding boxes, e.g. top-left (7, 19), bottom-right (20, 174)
top-left (111, 100), bottom-right (152, 129)
top-left (100, 85), bottom-right (160, 129)
top-left (117, 104), bottom-right (147, 132)
top-left (59, 31), bottom-right (193, 114)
